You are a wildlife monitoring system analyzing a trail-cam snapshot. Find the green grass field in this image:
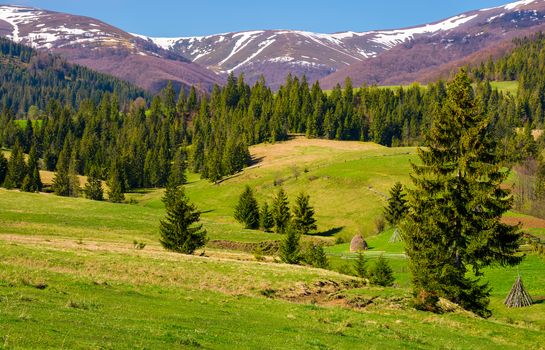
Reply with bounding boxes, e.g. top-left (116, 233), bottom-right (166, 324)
top-left (1, 137), bottom-right (544, 349)
top-left (324, 81), bottom-right (519, 96)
